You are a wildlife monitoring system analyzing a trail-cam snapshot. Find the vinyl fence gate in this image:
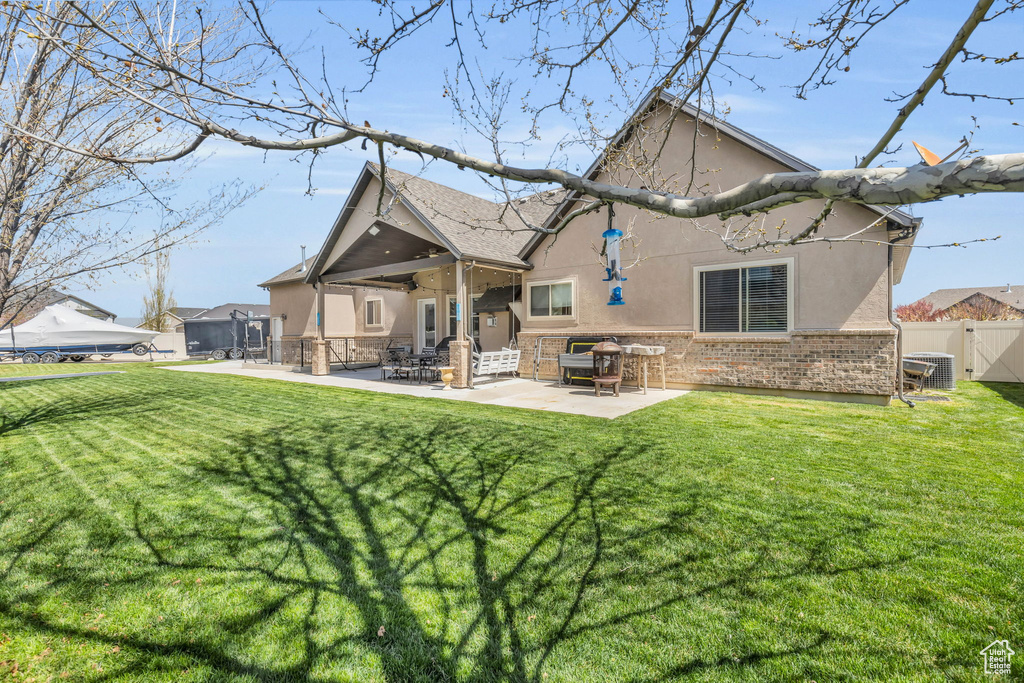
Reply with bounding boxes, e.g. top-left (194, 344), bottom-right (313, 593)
top-left (901, 319), bottom-right (1024, 383)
